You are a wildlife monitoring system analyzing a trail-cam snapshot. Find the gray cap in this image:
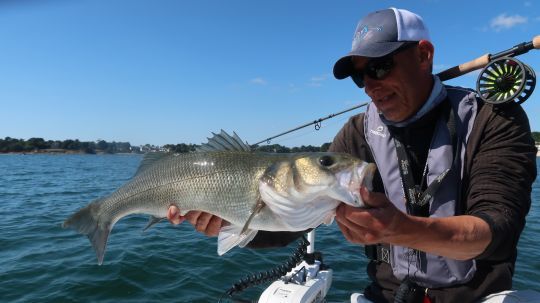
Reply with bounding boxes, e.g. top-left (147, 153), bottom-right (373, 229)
top-left (333, 8), bottom-right (430, 79)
